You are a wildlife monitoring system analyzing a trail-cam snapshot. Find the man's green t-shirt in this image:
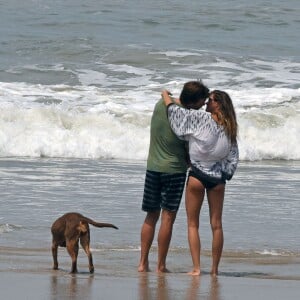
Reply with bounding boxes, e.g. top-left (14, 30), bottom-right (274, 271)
top-left (146, 99), bottom-right (188, 173)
